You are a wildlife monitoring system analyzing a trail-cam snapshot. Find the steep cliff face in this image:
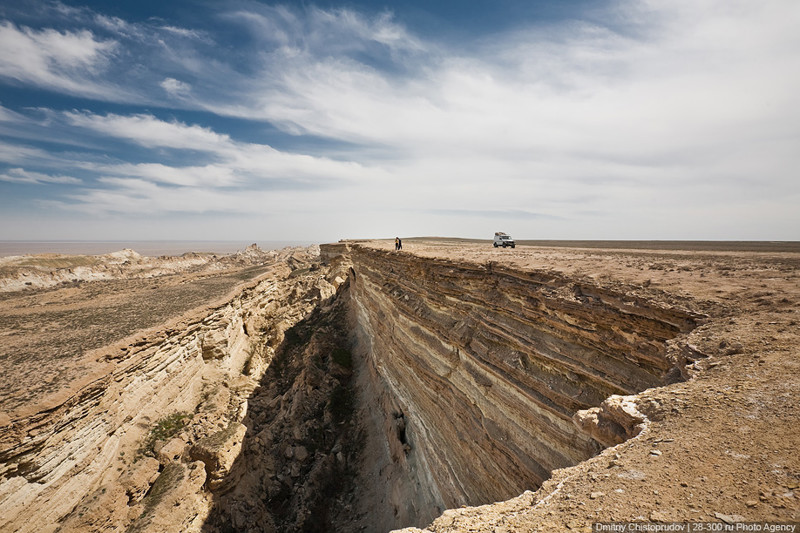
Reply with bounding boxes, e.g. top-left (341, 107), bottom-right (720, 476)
top-left (1, 242), bottom-right (712, 532)
top-left (0, 254), bottom-right (334, 533)
top-left (339, 244), bottom-right (700, 530)
top-left (202, 279), bottom-right (359, 533)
